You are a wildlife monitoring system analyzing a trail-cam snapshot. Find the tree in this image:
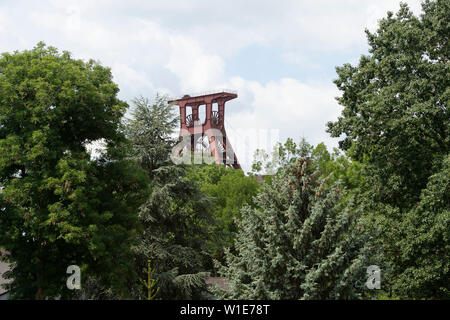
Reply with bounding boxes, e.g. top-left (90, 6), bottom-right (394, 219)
top-left (216, 157), bottom-right (376, 299)
top-left (186, 164), bottom-right (260, 262)
top-left (385, 155), bottom-right (449, 299)
top-left (126, 95), bottom-right (213, 300)
top-left (141, 260), bottom-right (160, 300)
top-left (251, 137), bottom-right (313, 176)
top-left (326, 1), bottom-right (449, 298)
top-left (327, 1), bottom-right (449, 208)
top-left (0, 43), bottom-right (149, 299)
top-left (310, 143), bottom-right (363, 191)
top-left (125, 95), bottom-right (179, 178)
top-left (251, 138), bottom-right (363, 191)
